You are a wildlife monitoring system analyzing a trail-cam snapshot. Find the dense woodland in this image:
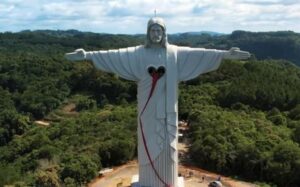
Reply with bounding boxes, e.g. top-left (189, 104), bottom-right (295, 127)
top-left (0, 30), bottom-right (300, 186)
